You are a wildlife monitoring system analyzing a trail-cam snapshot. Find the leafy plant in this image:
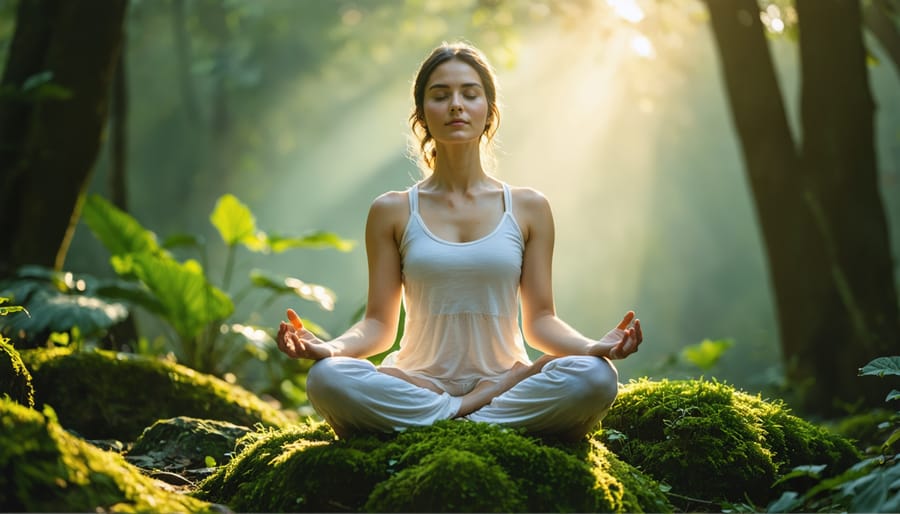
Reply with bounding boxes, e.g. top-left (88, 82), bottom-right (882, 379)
top-left (766, 356), bottom-right (900, 513)
top-left (80, 193), bottom-right (353, 383)
top-left (0, 267), bottom-right (130, 349)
